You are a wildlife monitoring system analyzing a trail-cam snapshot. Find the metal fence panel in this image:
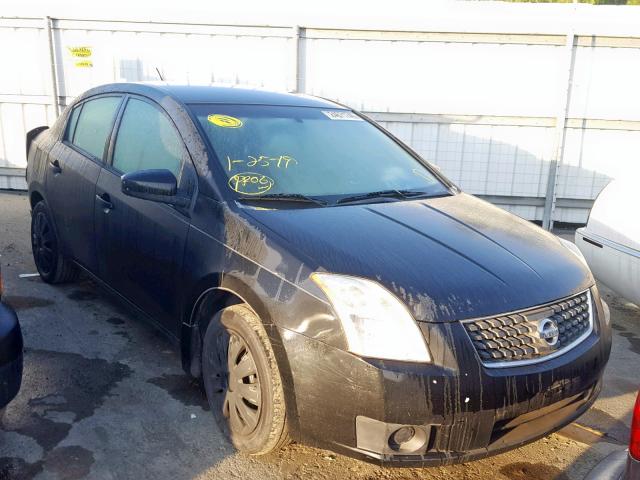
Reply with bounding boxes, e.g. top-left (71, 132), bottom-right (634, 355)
top-left (302, 37), bottom-right (564, 117)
